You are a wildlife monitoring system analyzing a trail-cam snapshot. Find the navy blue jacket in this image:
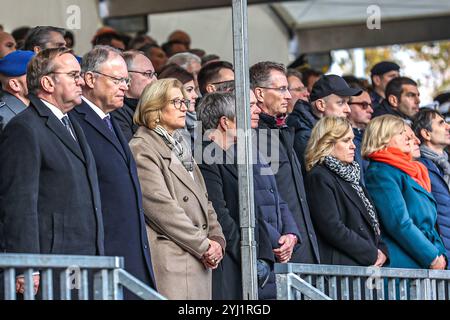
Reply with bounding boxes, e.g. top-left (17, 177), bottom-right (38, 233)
top-left (199, 141), bottom-right (298, 300)
top-left (419, 157), bottom-right (450, 261)
top-left (286, 100), bottom-right (319, 174)
top-left (71, 101), bottom-right (156, 297)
